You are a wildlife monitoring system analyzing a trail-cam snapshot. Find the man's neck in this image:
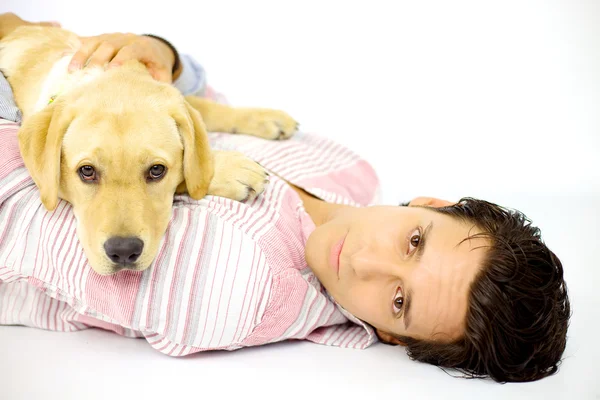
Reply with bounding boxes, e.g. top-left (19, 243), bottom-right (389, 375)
top-left (288, 182), bottom-right (348, 226)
